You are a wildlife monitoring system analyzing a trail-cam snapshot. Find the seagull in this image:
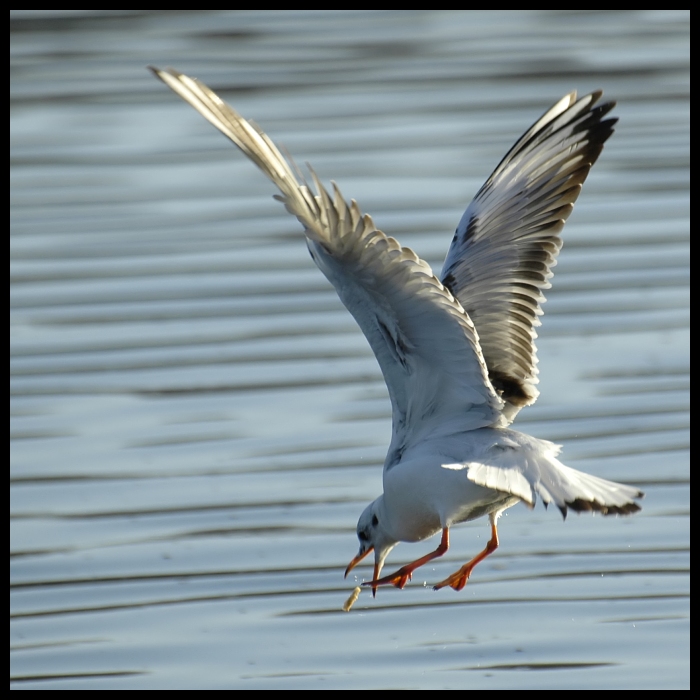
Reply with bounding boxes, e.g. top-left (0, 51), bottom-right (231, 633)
top-left (151, 67), bottom-right (643, 596)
